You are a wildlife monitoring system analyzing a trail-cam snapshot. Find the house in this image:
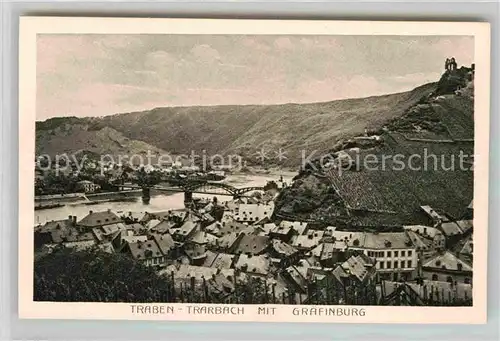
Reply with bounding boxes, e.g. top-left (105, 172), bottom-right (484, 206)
top-left (77, 210), bottom-right (122, 229)
top-left (257, 223), bottom-right (276, 236)
top-left (234, 254), bottom-right (271, 277)
top-left (34, 216), bottom-right (76, 248)
top-left (291, 230), bottom-right (324, 251)
top-left (279, 220), bottom-right (309, 236)
top-left (422, 251), bottom-right (473, 284)
top-left (351, 231), bottom-right (418, 282)
top-left (75, 180), bottom-right (101, 193)
top-left (269, 223), bottom-right (295, 242)
top-left (232, 235), bottom-right (270, 255)
top-left (161, 264), bottom-right (238, 294)
top-left (148, 220), bottom-right (177, 235)
top-left (173, 220), bottom-right (198, 242)
top-left (145, 219), bottom-right (162, 230)
top-left (112, 233), bottom-right (148, 252)
top-left (440, 220), bottom-right (473, 247)
top-left (282, 259), bottom-right (313, 293)
top-left (458, 235), bottom-right (473, 264)
top-left (184, 243), bottom-right (208, 266)
top-left (35, 215), bottom-right (98, 249)
top-left (230, 202), bottom-right (275, 223)
top-left (212, 232), bottom-right (244, 253)
top-left (152, 234), bottom-right (176, 261)
top-left (203, 251), bottom-right (236, 269)
top-left (308, 241), bottom-right (349, 267)
top-left (268, 240), bottom-right (299, 267)
top-left (122, 238), bottom-right (165, 267)
top-left (218, 220), bottom-right (255, 237)
top-left (332, 253), bottom-right (377, 286)
top-left (403, 225), bottom-right (446, 250)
